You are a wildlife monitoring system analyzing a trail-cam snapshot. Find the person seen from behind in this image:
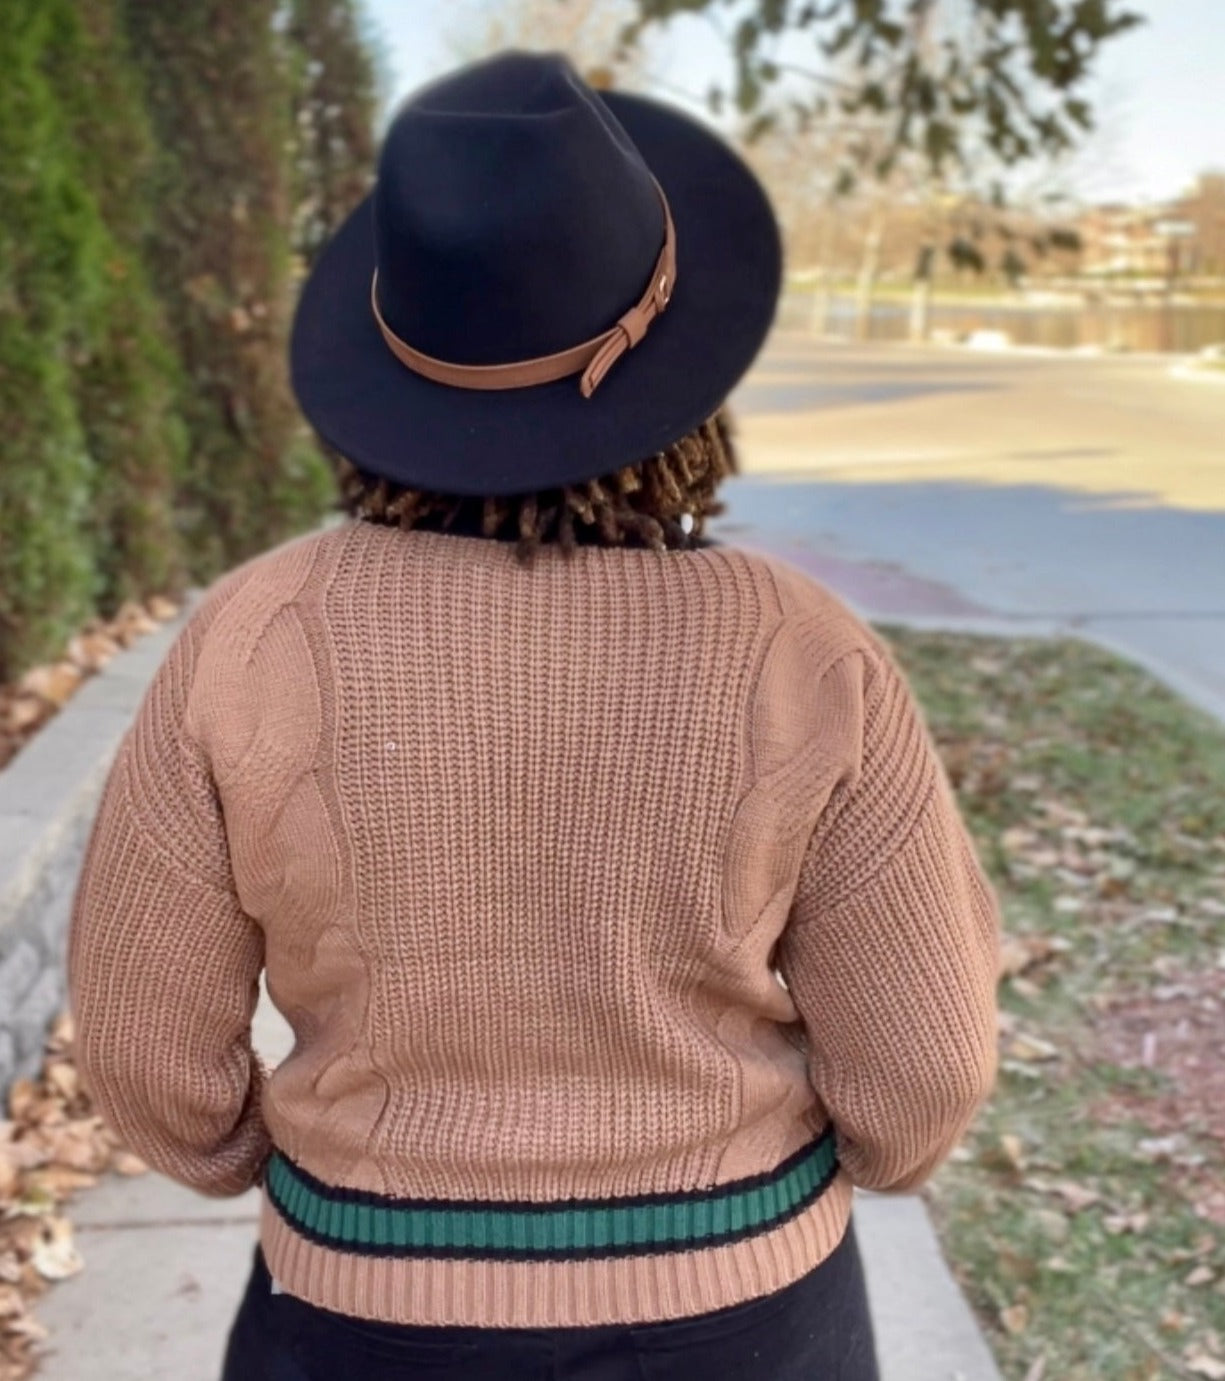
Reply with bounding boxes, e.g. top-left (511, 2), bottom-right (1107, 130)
top-left (68, 50), bottom-right (1002, 1380)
